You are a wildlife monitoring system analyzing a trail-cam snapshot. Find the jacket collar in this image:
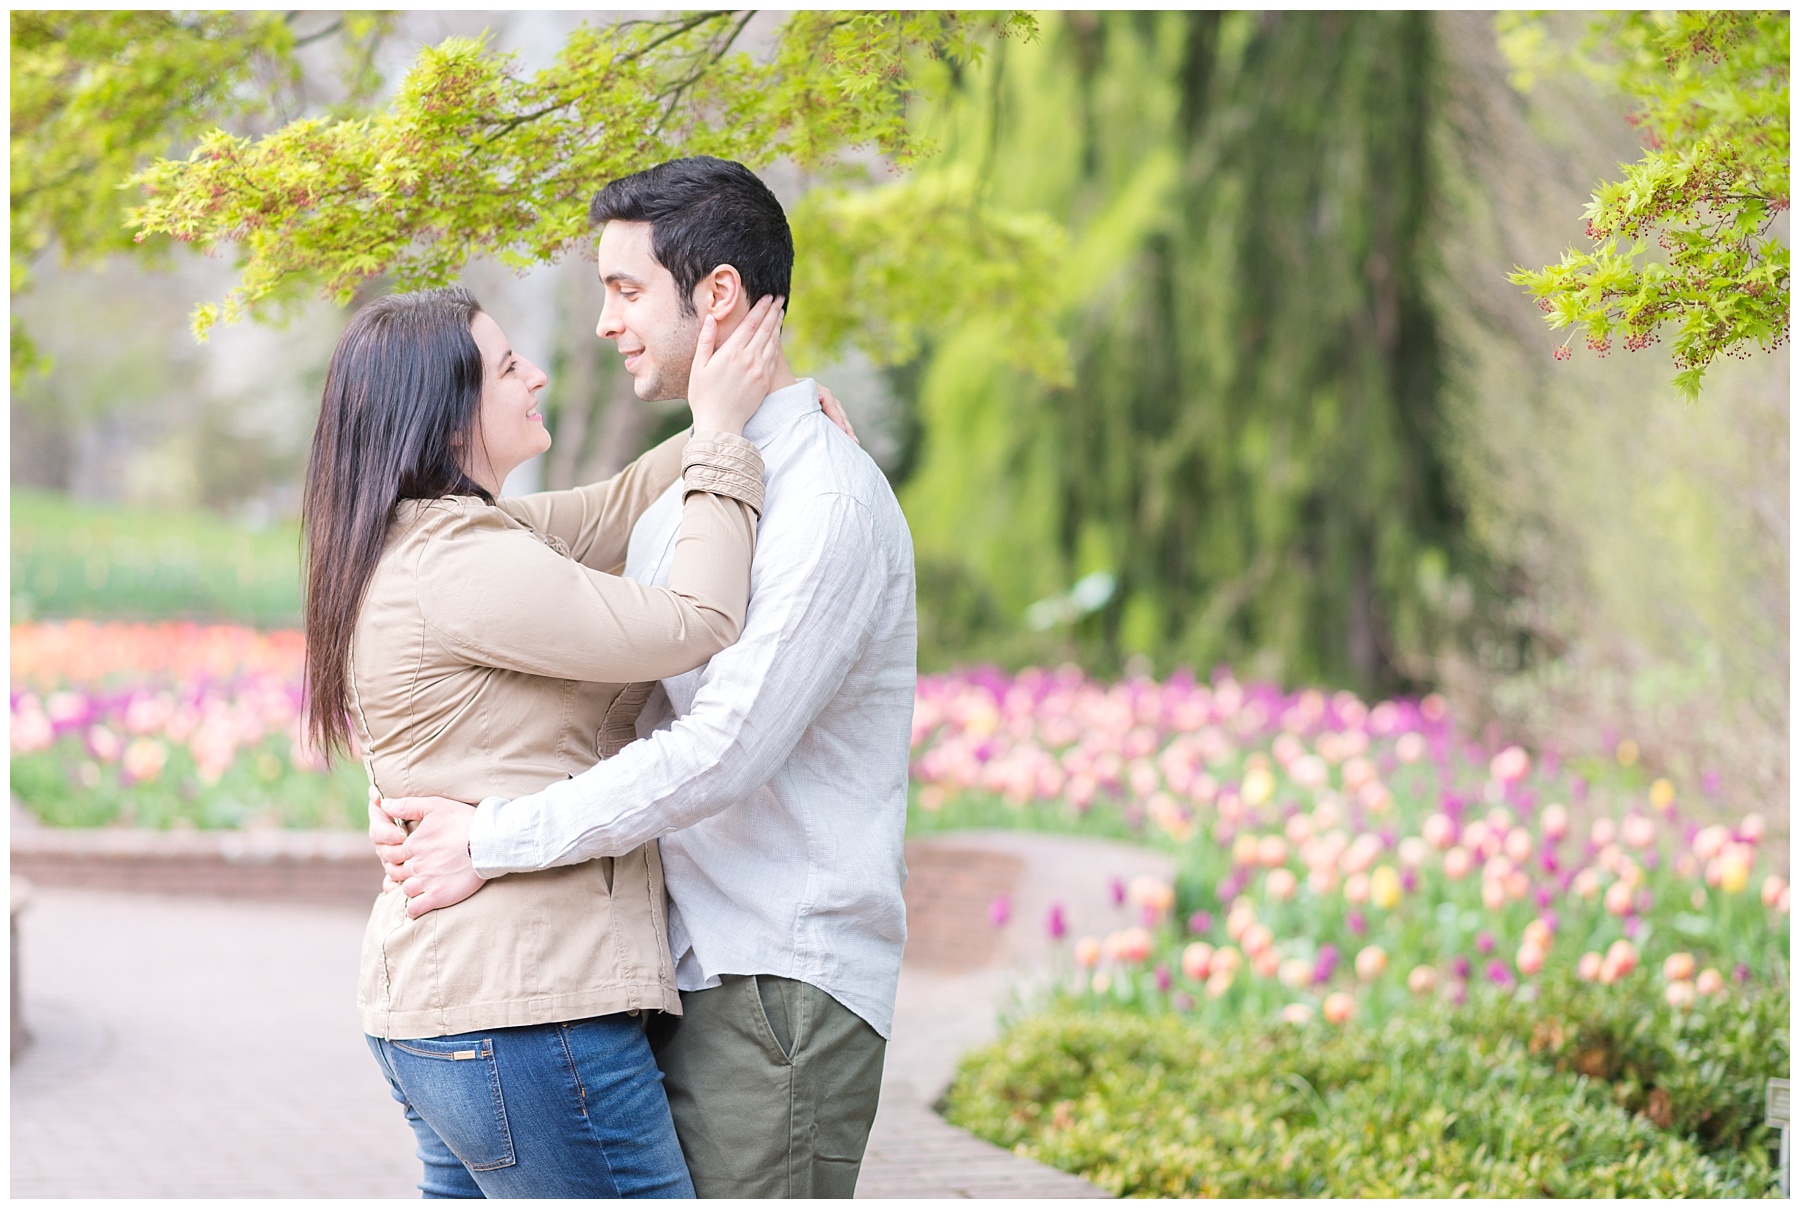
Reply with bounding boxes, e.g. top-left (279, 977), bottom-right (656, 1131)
top-left (742, 379), bottom-right (818, 448)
